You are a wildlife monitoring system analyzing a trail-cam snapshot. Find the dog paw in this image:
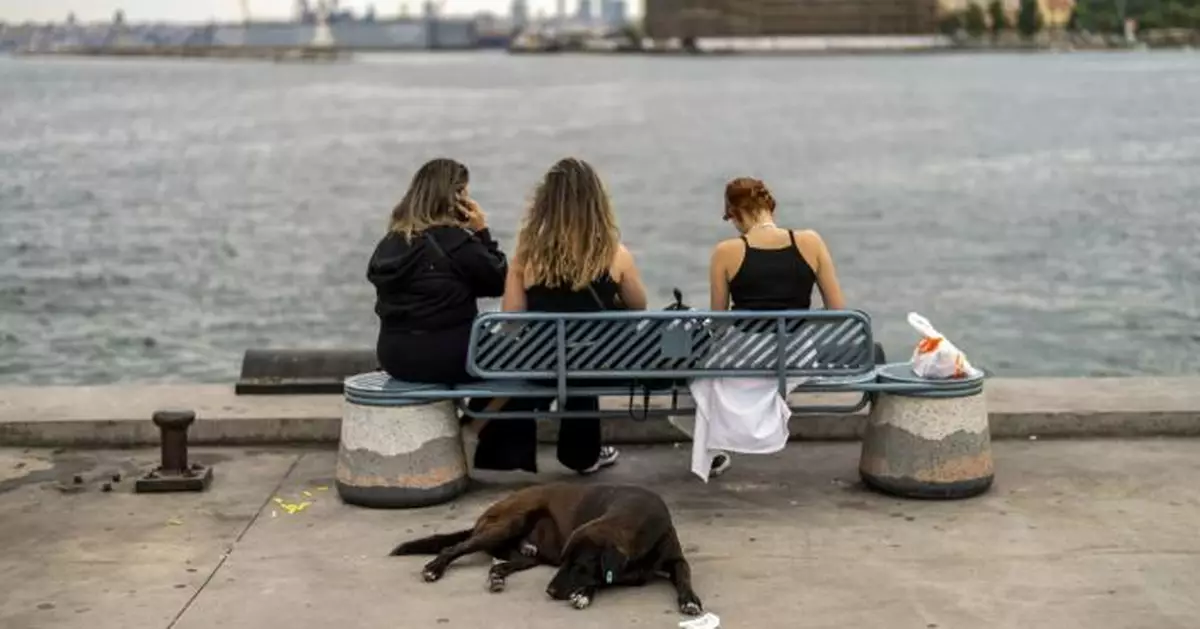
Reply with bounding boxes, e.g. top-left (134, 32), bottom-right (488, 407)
top-left (519, 541), bottom-right (538, 557)
top-left (569, 592), bottom-right (592, 610)
top-left (421, 561), bottom-right (445, 583)
top-left (487, 574), bottom-right (506, 593)
top-left (679, 600), bottom-right (703, 616)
